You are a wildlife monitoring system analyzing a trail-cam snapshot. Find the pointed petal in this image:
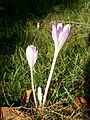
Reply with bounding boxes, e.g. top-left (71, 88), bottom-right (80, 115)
top-left (58, 24), bottom-right (71, 50)
top-left (62, 24), bottom-right (71, 40)
top-left (57, 22), bottom-right (62, 30)
top-left (52, 21), bottom-right (58, 43)
top-left (57, 22), bottom-right (63, 38)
